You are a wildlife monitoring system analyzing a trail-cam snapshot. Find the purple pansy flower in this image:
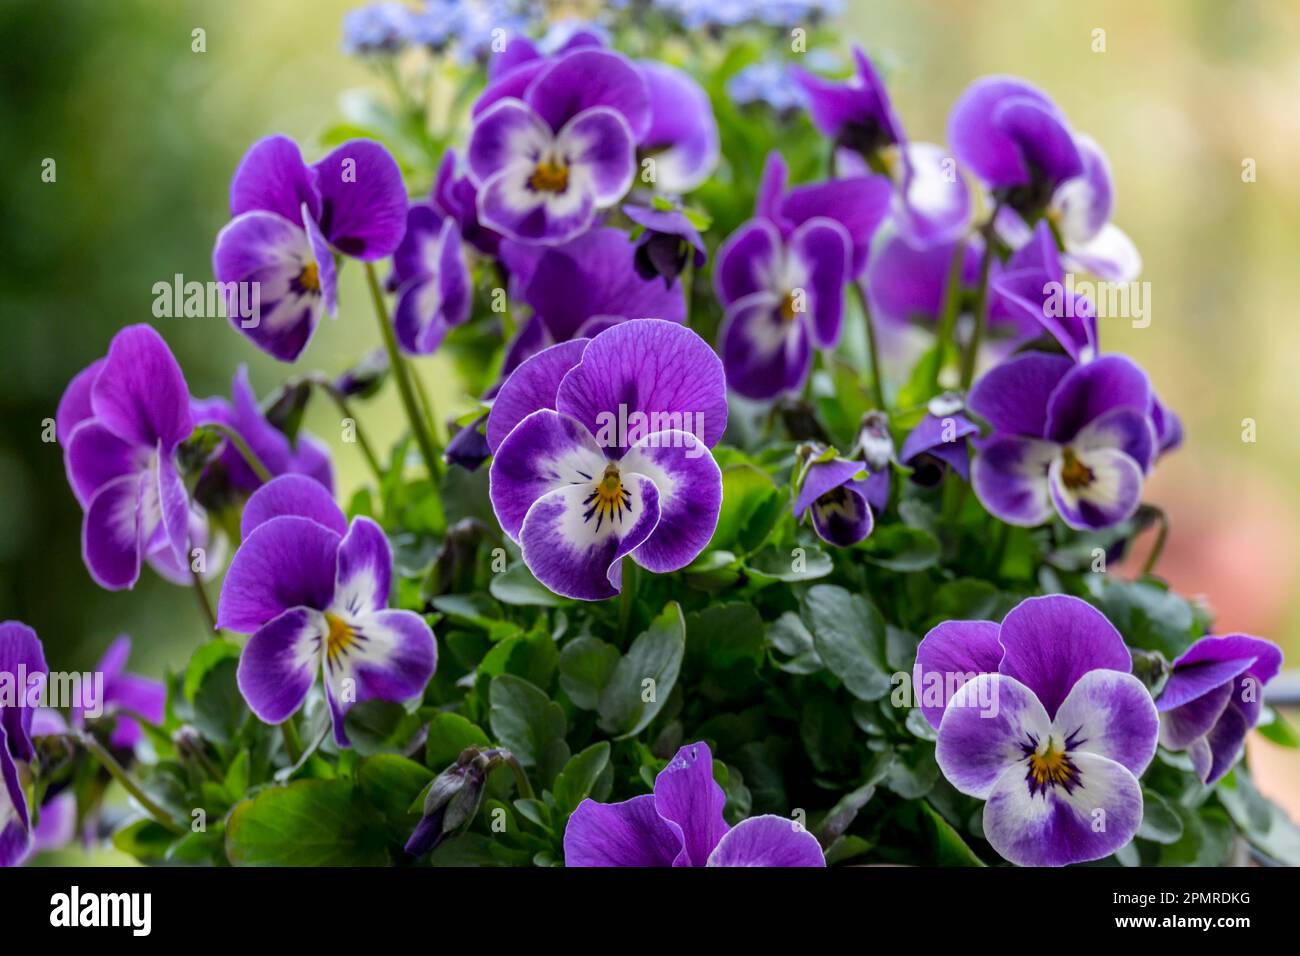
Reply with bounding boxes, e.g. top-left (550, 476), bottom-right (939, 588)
top-left (914, 595), bottom-right (1158, 867)
top-left (969, 352), bottom-right (1157, 530)
top-left (563, 742), bottom-right (825, 867)
top-left (0, 621), bottom-right (47, 867)
top-left (430, 149), bottom-right (503, 257)
top-left (899, 393), bottom-right (979, 486)
top-left (71, 636), bottom-right (166, 752)
top-left (793, 454), bottom-right (874, 547)
top-left (217, 475), bottom-right (437, 745)
top-left (851, 410), bottom-right (894, 513)
top-left (486, 320), bottom-right (726, 601)
top-left (636, 60), bottom-right (720, 194)
top-left (791, 45), bottom-right (904, 158)
top-left (1156, 635), bottom-right (1283, 785)
top-left (624, 203), bottom-right (707, 286)
top-left (213, 134), bottom-right (407, 361)
top-left (388, 200), bottom-right (472, 355)
top-left (466, 48), bottom-right (649, 244)
top-left (58, 325), bottom-right (196, 591)
top-left (0, 728), bottom-right (28, 867)
top-left (193, 365), bottom-right (334, 495)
